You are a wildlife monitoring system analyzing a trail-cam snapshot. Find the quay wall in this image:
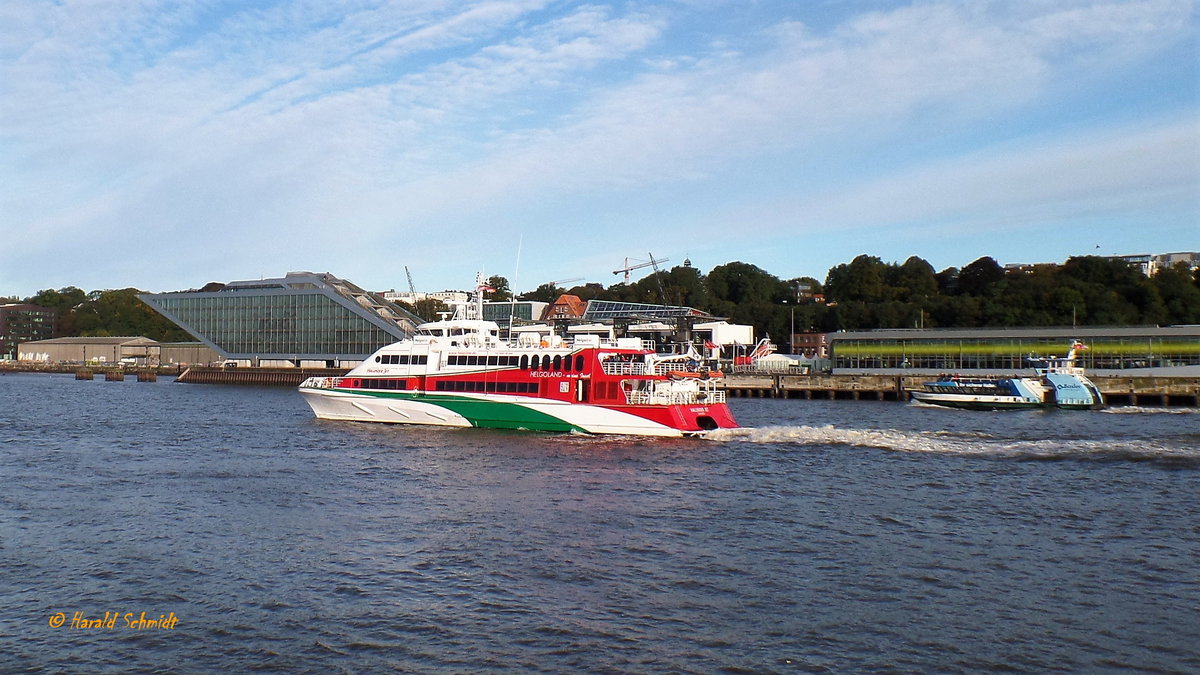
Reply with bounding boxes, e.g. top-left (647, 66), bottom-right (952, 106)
top-left (721, 374), bottom-right (1200, 407)
top-left (1, 363), bottom-right (182, 376)
top-left (172, 368), bottom-right (1200, 406)
top-left (8, 362), bottom-right (1196, 406)
top-left (176, 367), bottom-right (347, 386)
